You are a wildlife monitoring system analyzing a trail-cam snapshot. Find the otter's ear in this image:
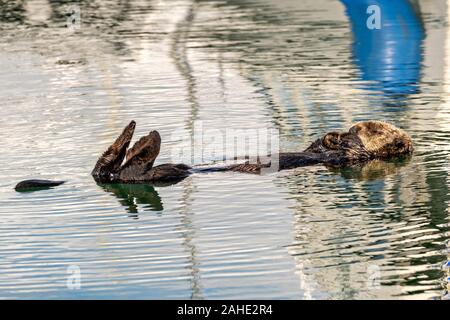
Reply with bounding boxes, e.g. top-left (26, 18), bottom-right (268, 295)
top-left (323, 132), bottom-right (341, 149)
